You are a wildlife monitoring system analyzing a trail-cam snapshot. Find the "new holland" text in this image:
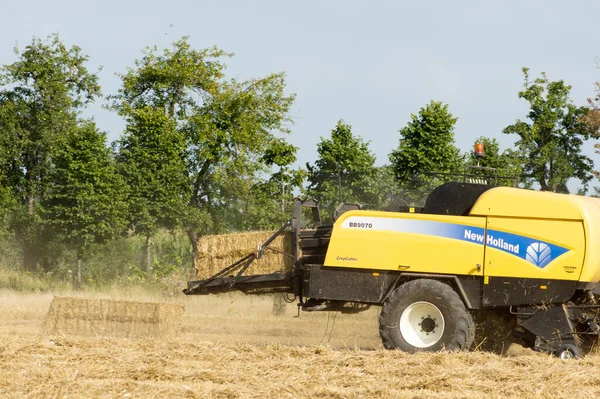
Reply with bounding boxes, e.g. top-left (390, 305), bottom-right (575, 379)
top-left (464, 229), bottom-right (519, 254)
